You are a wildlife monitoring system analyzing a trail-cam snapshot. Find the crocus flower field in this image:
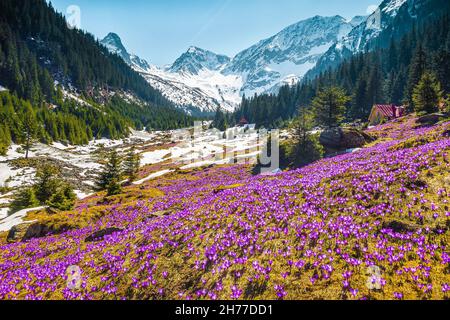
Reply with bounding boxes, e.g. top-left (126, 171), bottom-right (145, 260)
top-left (0, 117), bottom-right (449, 300)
